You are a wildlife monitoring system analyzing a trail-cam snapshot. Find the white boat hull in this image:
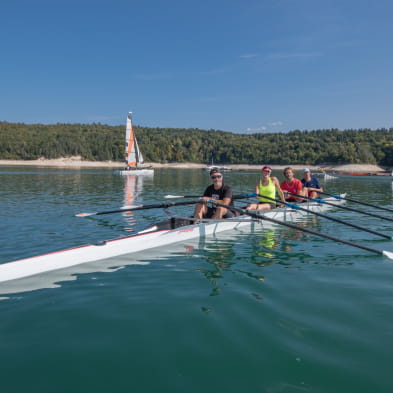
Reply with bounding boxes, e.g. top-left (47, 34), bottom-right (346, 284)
top-left (0, 197), bottom-right (345, 284)
top-left (117, 169), bottom-right (154, 176)
top-left (204, 165), bottom-right (232, 172)
top-left (327, 173), bottom-right (392, 181)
